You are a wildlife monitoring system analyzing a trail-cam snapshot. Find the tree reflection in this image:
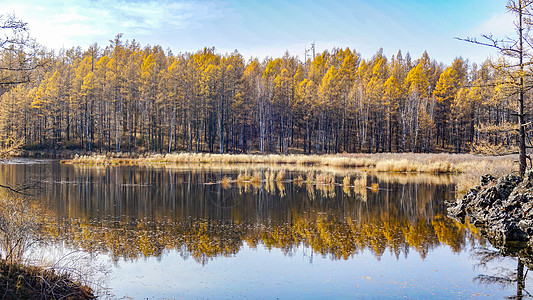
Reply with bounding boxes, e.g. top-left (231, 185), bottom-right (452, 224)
top-left (0, 164), bottom-right (480, 265)
top-left (473, 243), bottom-right (532, 299)
top-left (41, 211), bottom-right (481, 265)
